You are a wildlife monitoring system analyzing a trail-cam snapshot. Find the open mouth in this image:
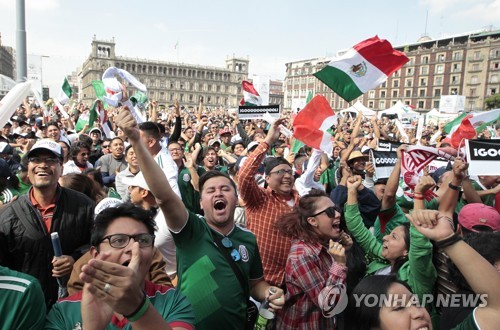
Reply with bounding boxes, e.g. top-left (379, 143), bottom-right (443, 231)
top-left (122, 260), bottom-right (130, 267)
top-left (214, 200), bottom-right (226, 210)
top-left (416, 326), bottom-right (429, 330)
